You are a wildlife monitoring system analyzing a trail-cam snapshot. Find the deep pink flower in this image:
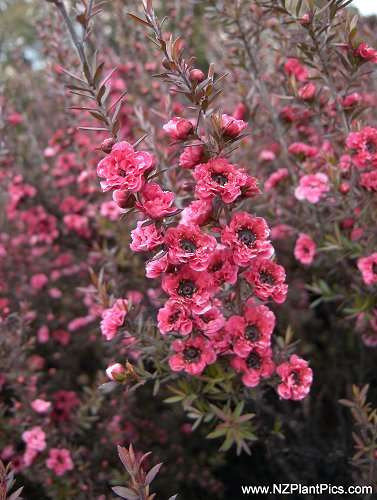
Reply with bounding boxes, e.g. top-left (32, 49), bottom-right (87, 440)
top-left (169, 336), bottom-right (216, 375)
top-left (294, 233), bottom-right (316, 265)
top-left (30, 273), bottom-right (48, 290)
top-left (158, 300), bottom-right (193, 336)
top-left (276, 354), bottom-right (313, 400)
top-left (63, 214), bottom-right (91, 239)
top-left (136, 183), bottom-right (176, 219)
top-left (145, 253), bottom-right (169, 278)
top-left (244, 257), bottom-right (288, 303)
top-left (284, 58), bottom-right (308, 81)
top-left (231, 346), bottom-right (275, 387)
top-left (264, 168), bottom-right (289, 192)
top-left (228, 301), bottom-right (275, 356)
top-left (221, 113), bottom-right (247, 137)
top-left (46, 448), bottom-right (74, 476)
top-left (100, 200), bottom-right (122, 220)
top-left (207, 247), bottom-right (239, 286)
top-left (288, 142), bottom-right (318, 158)
top-left (180, 198), bottom-right (212, 226)
top-left (342, 92), bottom-right (362, 108)
top-left (193, 306), bottom-right (225, 335)
top-left (97, 141), bottom-right (154, 192)
top-left (163, 117), bottom-right (193, 140)
top-left (194, 157), bottom-right (253, 203)
top-left (162, 266), bottom-right (214, 314)
top-left (346, 127), bottom-right (377, 168)
top-left (221, 212), bottom-right (273, 266)
top-left (179, 145), bottom-right (204, 169)
top-left (360, 170), bottom-right (377, 191)
top-left (294, 173), bottom-right (330, 203)
top-left (100, 299), bottom-right (128, 341)
top-left (130, 220), bottom-right (163, 252)
top-left (355, 42), bottom-right (377, 63)
top-left (357, 253), bottom-right (377, 286)
top-left (164, 224), bottom-right (217, 271)
top-left (298, 83), bottom-right (316, 100)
